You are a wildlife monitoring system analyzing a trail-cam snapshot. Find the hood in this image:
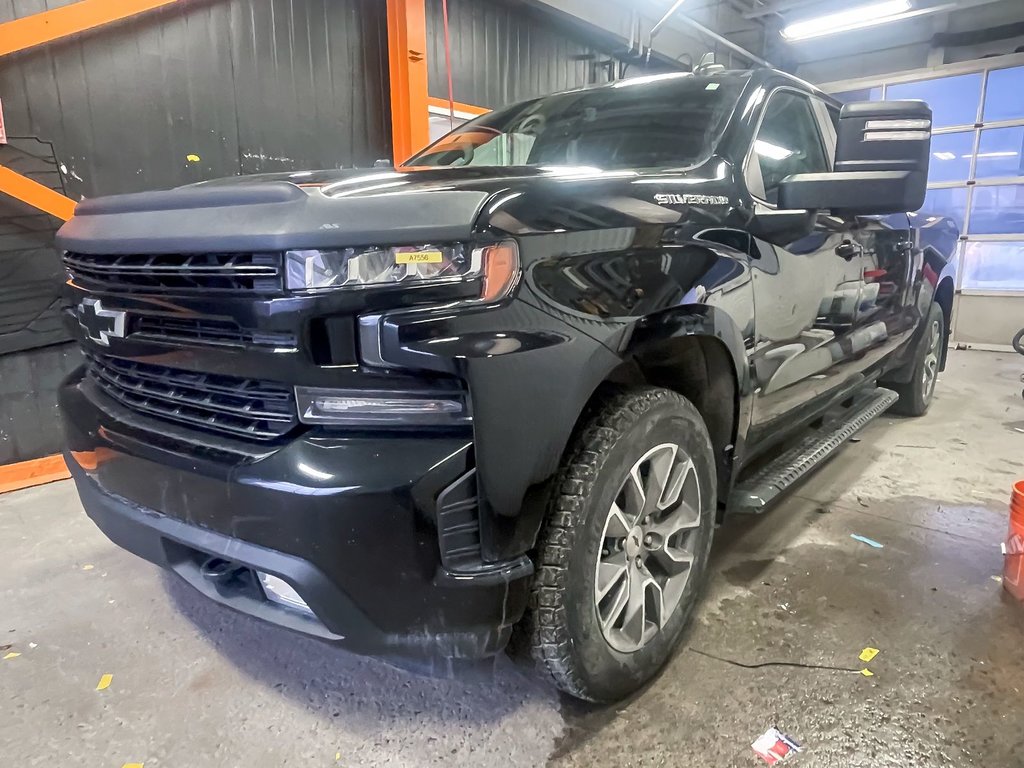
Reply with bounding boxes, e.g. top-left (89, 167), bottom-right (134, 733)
top-left (186, 165), bottom-right (555, 190)
top-left (56, 163), bottom-right (736, 254)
